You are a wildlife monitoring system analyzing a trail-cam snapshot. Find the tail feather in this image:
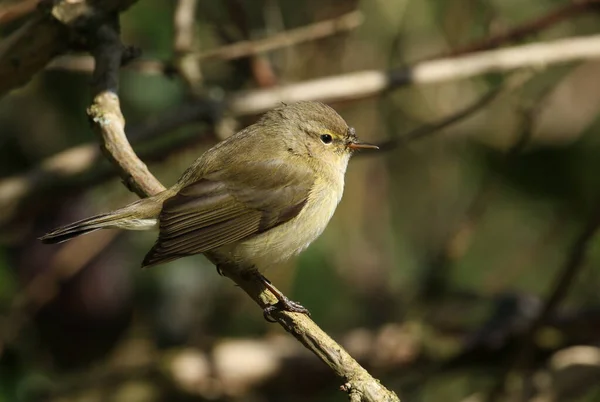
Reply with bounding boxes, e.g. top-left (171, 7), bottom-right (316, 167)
top-left (40, 197), bottom-right (163, 244)
top-left (40, 213), bottom-right (121, 244)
